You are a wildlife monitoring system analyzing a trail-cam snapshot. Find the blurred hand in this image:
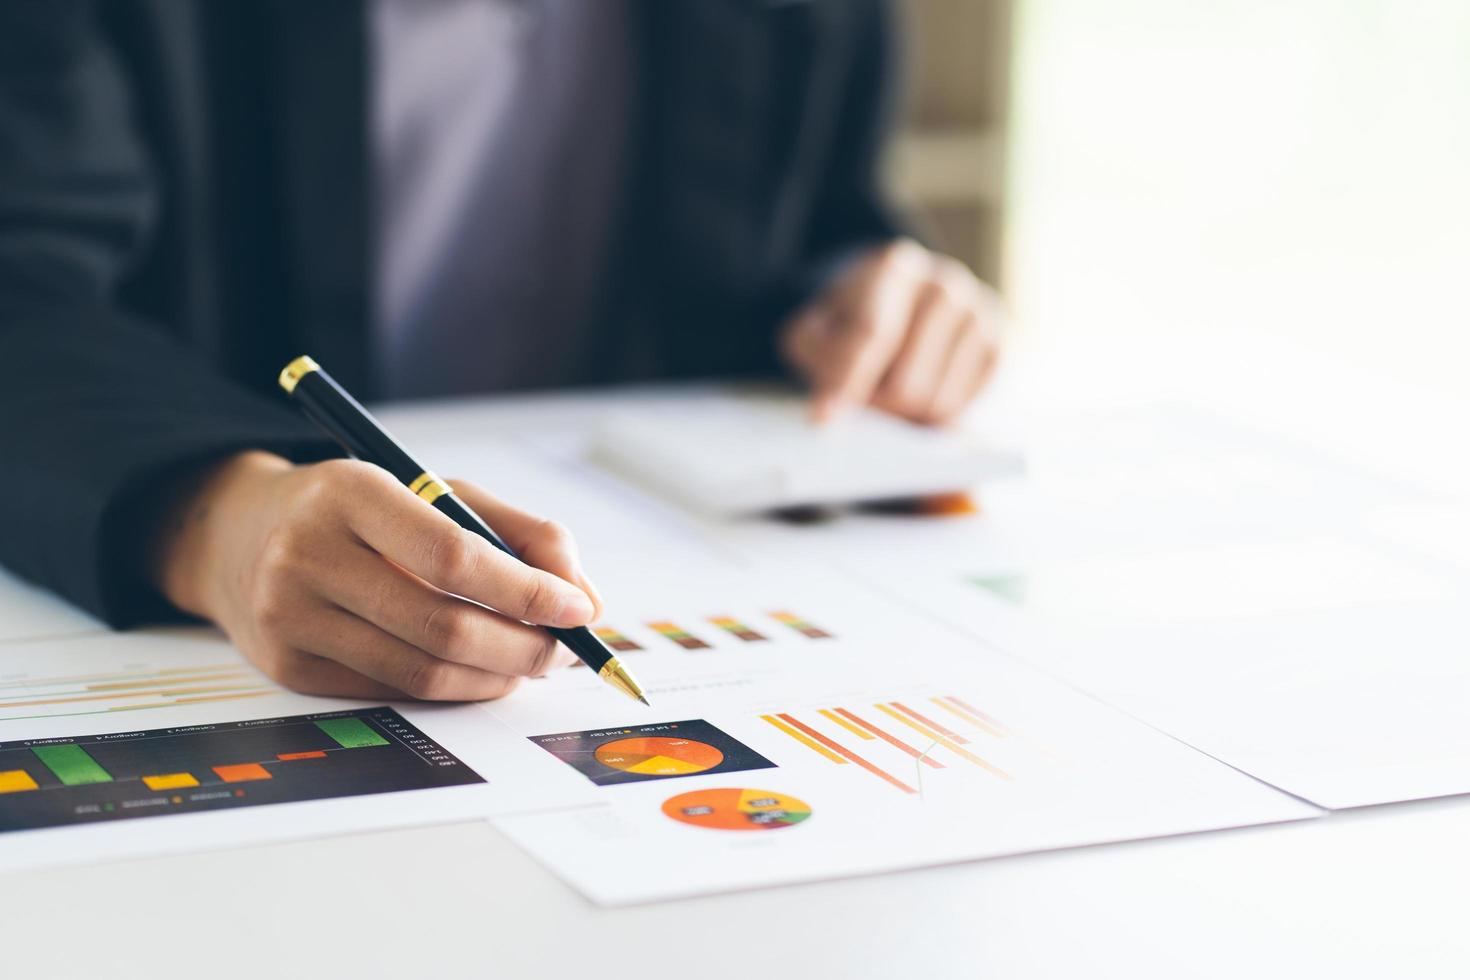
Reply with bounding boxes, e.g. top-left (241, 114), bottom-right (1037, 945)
top-left (780, 239), bottom-right (1003, 425)
top-left (149, 451), bottom-right (603, 700)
